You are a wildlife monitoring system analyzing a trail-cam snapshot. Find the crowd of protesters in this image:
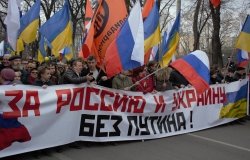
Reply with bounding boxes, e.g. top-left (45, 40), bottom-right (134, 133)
top-left (0, 54), bottom-right (248, 93)
top-left (0, 54), bottom-right (248, 156)
top-left (210, 57), bottom-right (247, 85)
